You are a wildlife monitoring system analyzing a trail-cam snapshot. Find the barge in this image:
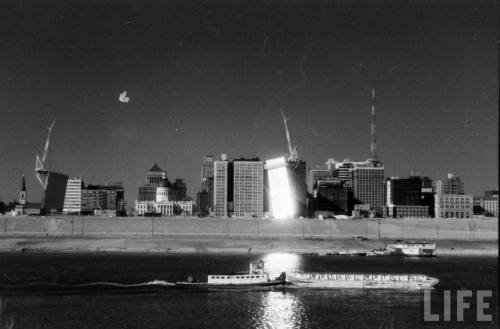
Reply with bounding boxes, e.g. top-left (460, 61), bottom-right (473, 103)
top-left (287, 272), bottom-right (439, 289)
